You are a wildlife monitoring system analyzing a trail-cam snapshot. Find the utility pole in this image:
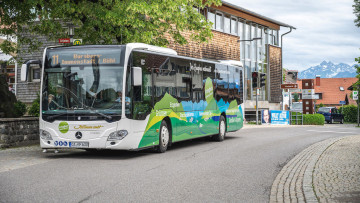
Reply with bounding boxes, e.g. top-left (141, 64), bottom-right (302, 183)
top-left (256, 87), bottom-right (259, 125)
